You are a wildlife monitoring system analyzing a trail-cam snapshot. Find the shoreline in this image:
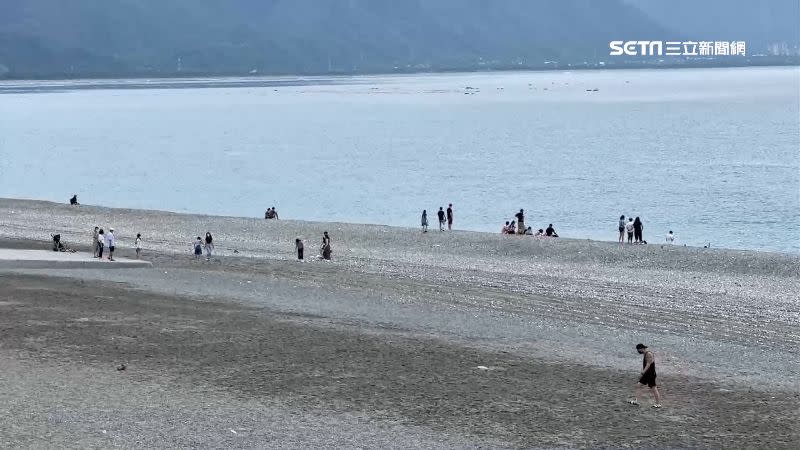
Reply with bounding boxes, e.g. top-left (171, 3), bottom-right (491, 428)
top-left (2, 61), bottom-right (798, 83)
top-left (2, 197), bottom-right (796, 258)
